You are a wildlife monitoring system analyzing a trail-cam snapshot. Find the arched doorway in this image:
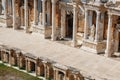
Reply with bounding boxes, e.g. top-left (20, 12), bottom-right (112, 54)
top-left (58, 71), bottom-right (65, 80)
top-left (40, 64), bottom-right (45, 77)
